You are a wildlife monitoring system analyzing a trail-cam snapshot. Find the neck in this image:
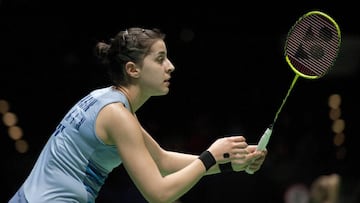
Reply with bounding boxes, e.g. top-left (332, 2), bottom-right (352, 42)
top-left (116, 86), bottom-right (134, 113)
top-left (115, 85), bottom-right (148, 113)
